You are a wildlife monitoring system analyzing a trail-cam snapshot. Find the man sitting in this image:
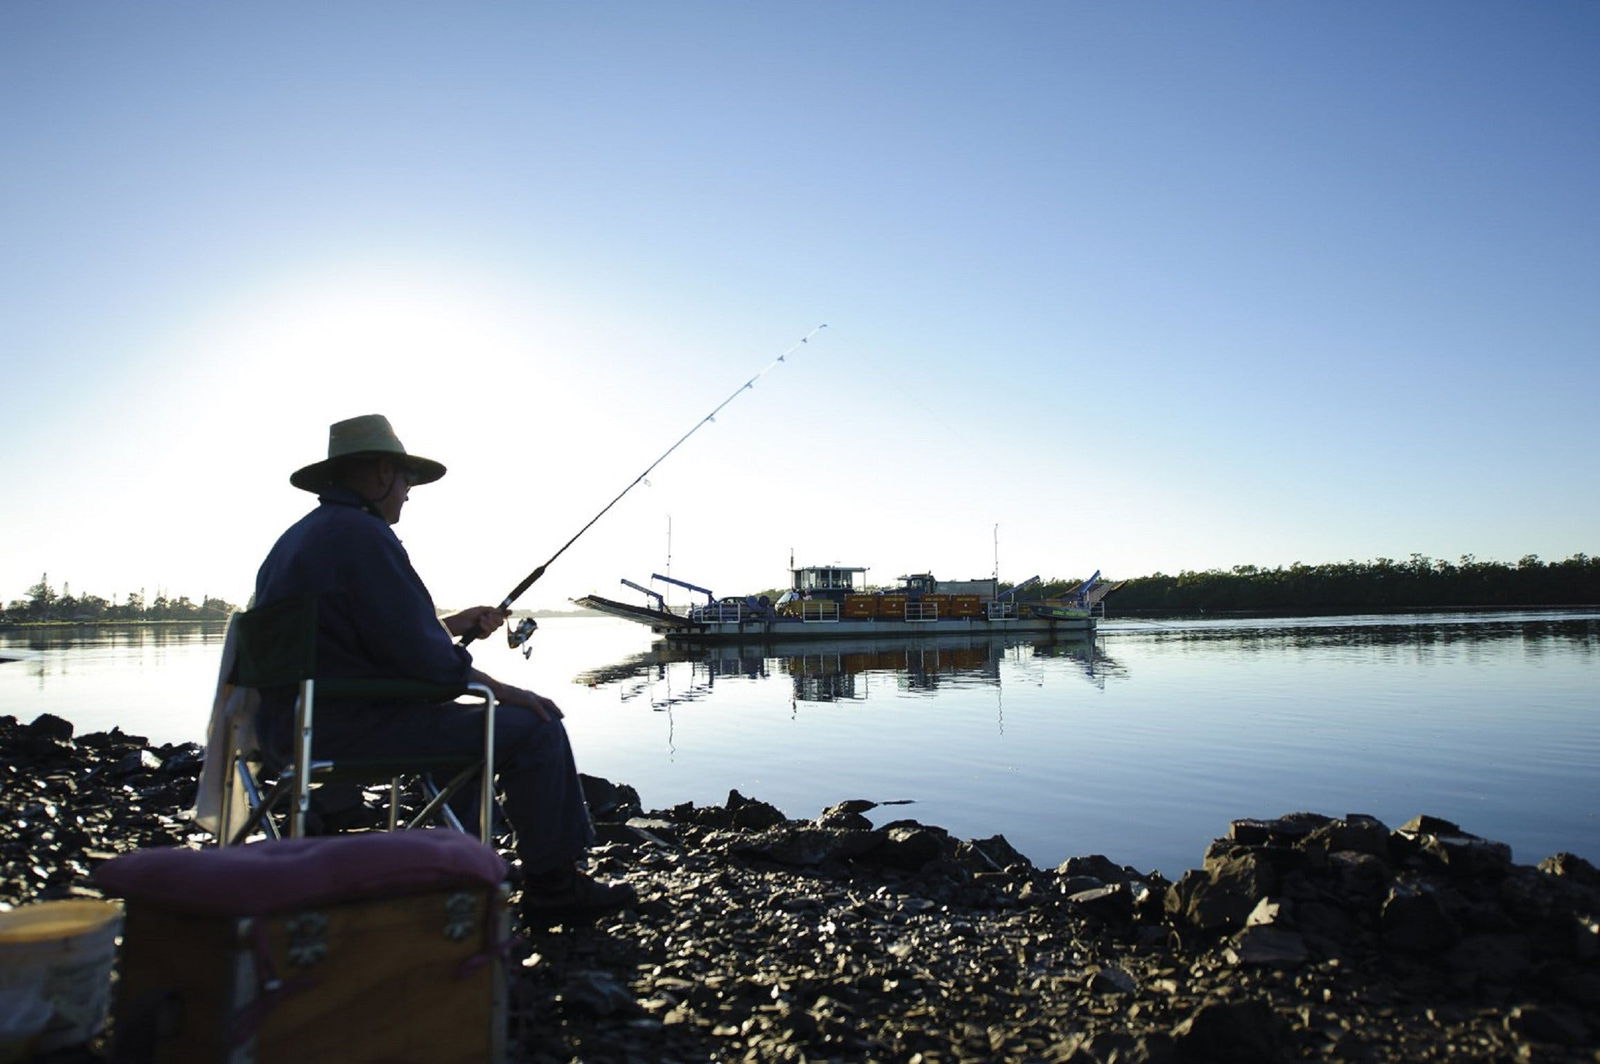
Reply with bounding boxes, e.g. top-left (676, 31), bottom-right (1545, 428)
top-left (253, 413), bottom-right (634, 924)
